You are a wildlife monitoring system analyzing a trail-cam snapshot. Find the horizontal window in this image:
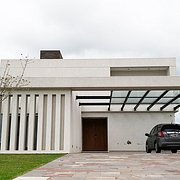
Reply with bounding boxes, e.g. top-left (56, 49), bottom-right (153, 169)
top-left (110, 67), bottom-right (169, 76)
